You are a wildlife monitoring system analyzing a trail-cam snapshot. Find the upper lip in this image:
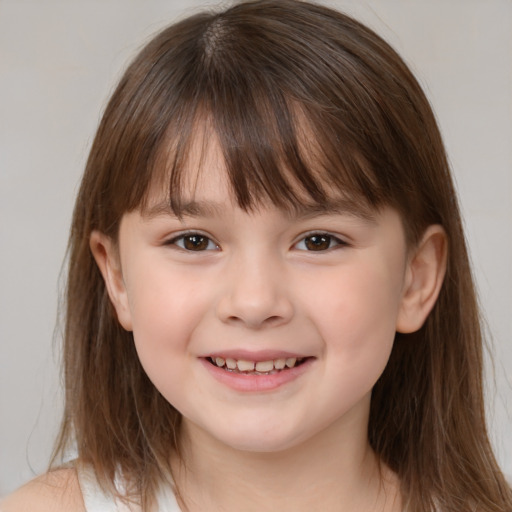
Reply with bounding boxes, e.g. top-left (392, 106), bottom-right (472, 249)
top-left (201, 350), bottom-right (311, 362)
